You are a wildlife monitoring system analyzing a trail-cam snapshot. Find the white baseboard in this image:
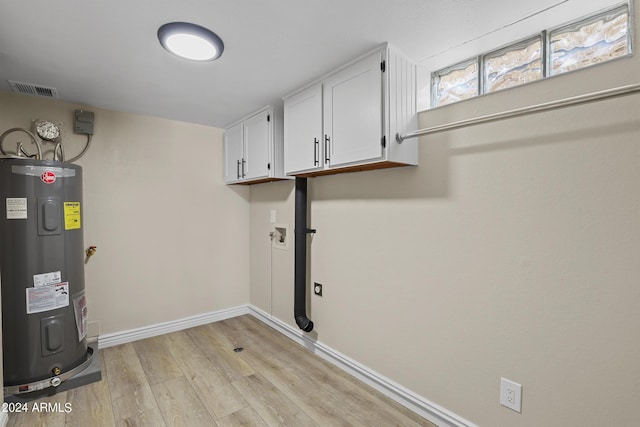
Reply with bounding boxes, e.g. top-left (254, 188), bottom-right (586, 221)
top-left (246, 305), bottom-right (477, 427)
top-left (98, 305), bottom-right (250, 348)
top-left (0, 412), bottom-right (8, 427)
top-left (95, 304), bottom-right (475, 427)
